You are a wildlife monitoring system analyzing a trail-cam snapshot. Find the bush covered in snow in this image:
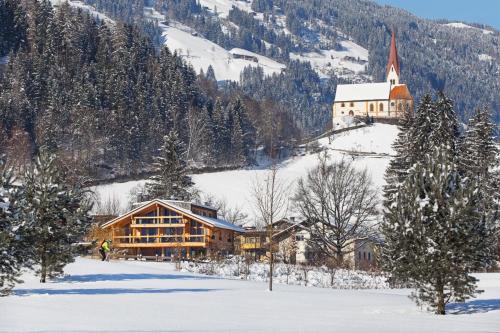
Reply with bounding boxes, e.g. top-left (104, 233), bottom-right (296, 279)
top-left (181, 256), bottom-right (389, 289)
